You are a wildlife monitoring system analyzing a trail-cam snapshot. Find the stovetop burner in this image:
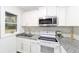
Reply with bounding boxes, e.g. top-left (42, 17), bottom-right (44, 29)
top-left (38, 36), bottom-right (58, 42)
